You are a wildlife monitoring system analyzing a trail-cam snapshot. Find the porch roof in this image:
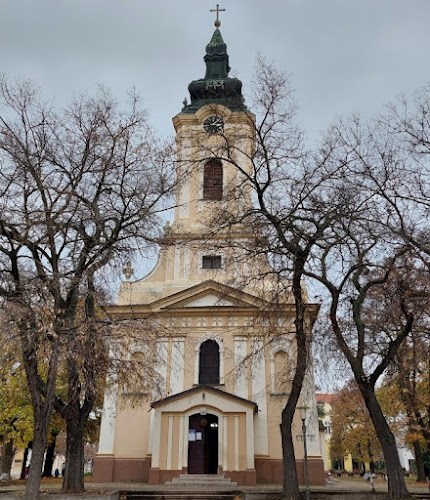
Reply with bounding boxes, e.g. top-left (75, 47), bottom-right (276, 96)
top-left (151, 384), bottom-right (258, 413)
